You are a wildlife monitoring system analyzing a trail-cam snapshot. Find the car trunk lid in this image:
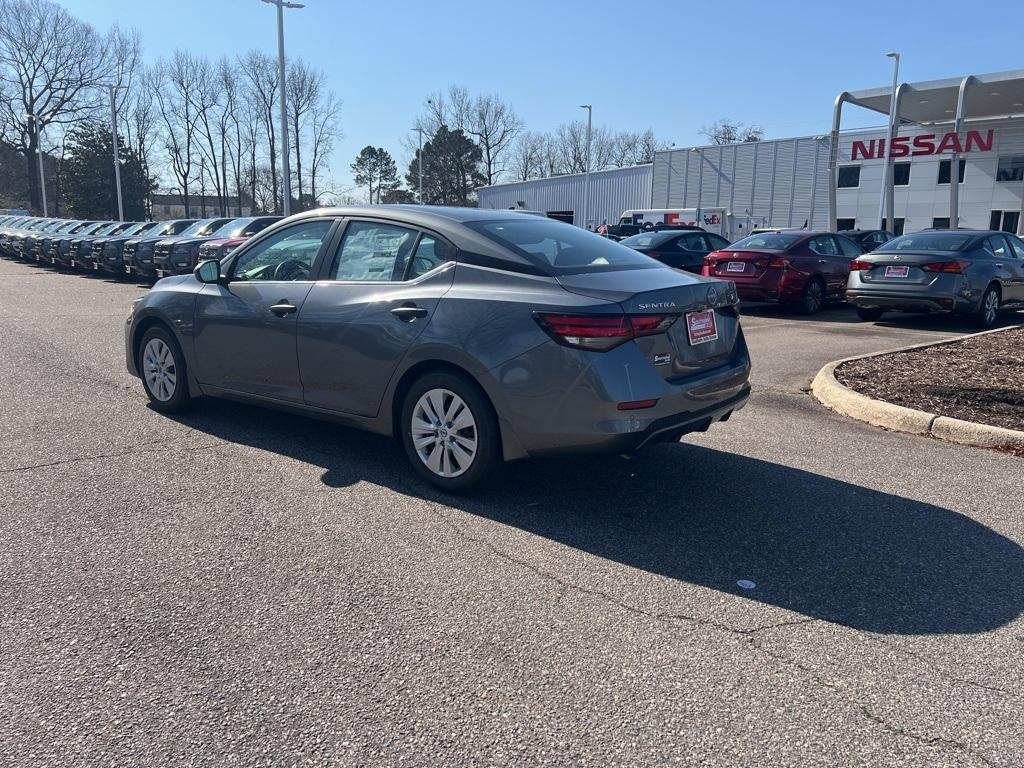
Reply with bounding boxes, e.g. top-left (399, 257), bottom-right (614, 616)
top-left (856, 250), bottom-right (965, 285)
top-left (706, 249), bottom-right (785, 279)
